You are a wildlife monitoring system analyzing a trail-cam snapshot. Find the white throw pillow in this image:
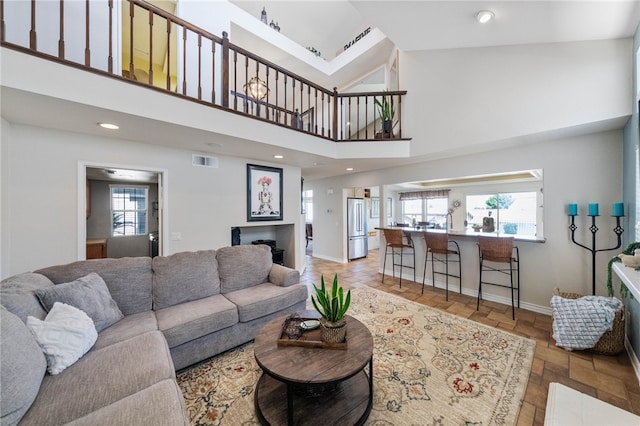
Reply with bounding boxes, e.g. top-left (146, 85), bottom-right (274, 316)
top-left (26, 302), bottom-right (98, 375)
